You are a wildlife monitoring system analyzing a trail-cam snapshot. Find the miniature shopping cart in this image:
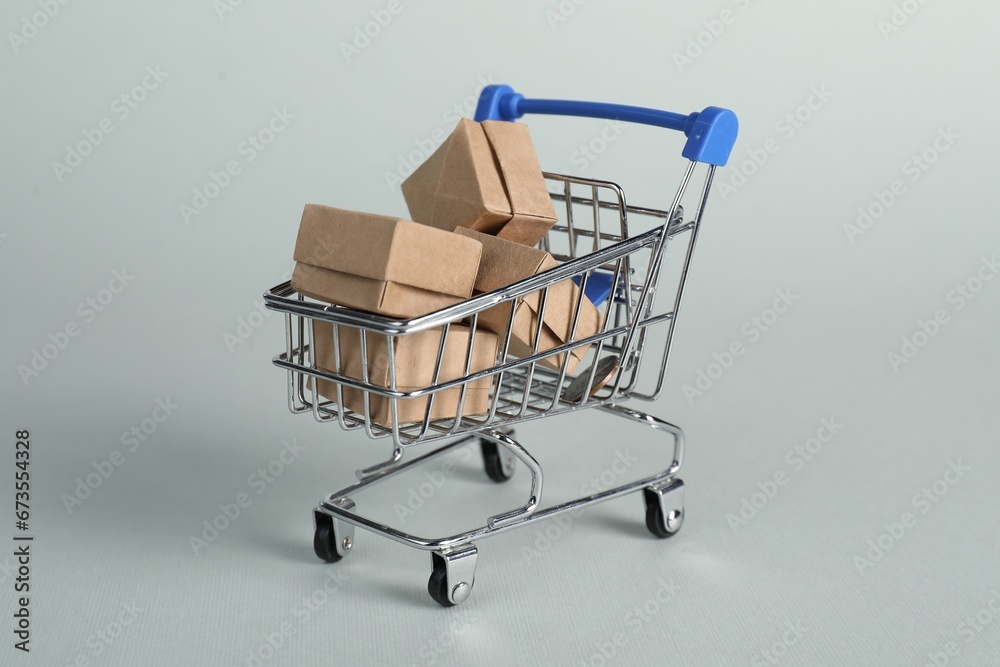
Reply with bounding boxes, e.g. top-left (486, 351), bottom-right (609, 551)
top-left (264, 84), bottom-right (737, 606)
